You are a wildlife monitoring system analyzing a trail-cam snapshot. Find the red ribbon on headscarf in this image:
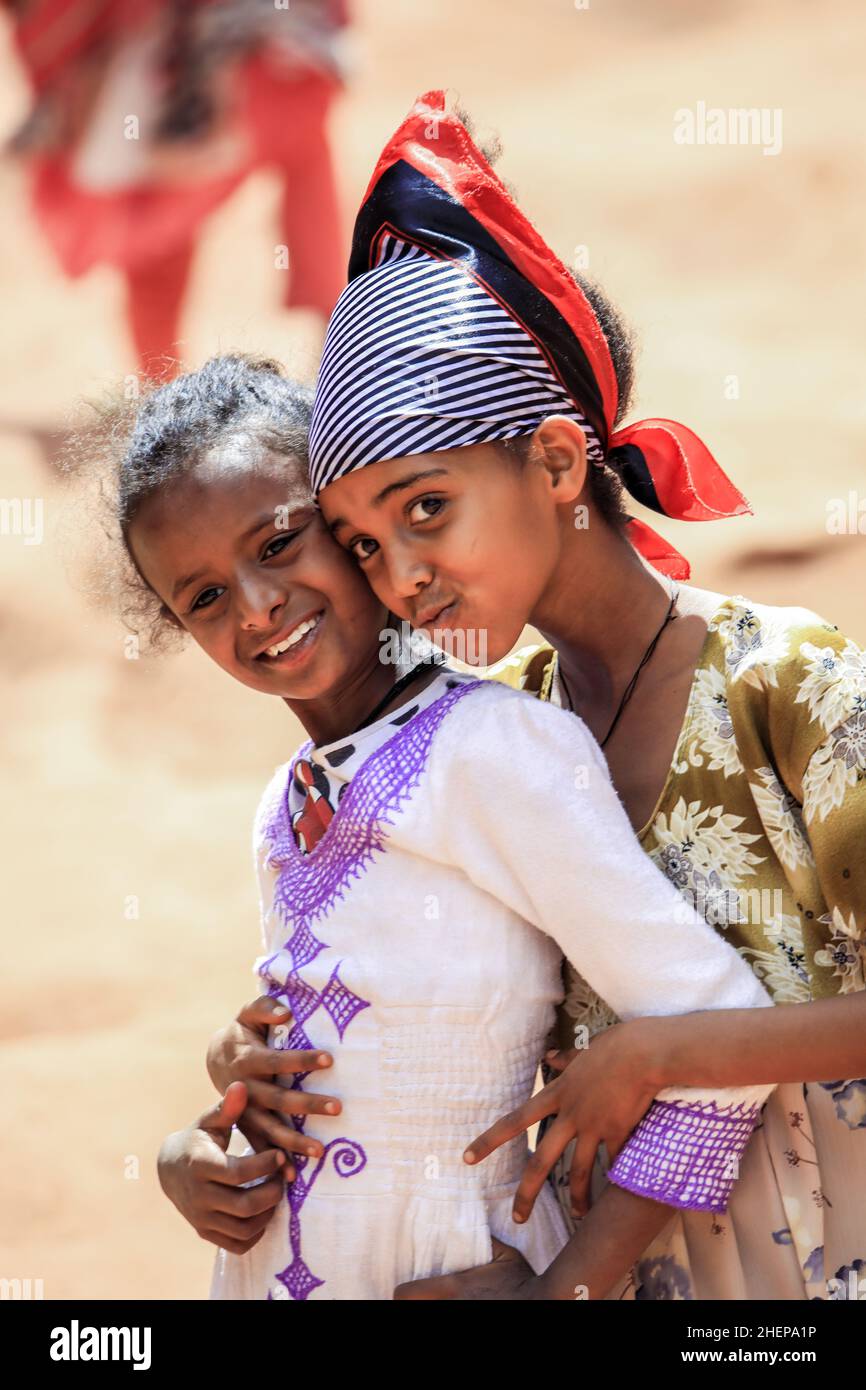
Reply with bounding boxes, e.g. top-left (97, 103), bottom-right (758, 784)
top-left (355, 91), bottom-right (753, 579)
top-left (608, 419), bottom-right (753, 578)
top-left (609, 418), bottom-right (752, 523)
